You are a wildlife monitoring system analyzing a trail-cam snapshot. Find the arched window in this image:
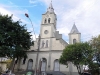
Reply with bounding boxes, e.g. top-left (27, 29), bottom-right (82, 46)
top-left (73, 39), bottom-right (76, 44)
top-left (48, 18), bottom-right (50, 23)
top-left (41, 58), bottom-right (47, 71)
top-left (54, 59), bottom-right (60, 71)
top-left (27, 59), bottom-right (33, 70)
top-left (45, 40), bottom-right (48, 48)
top-left (44, 18), bottom-right (47, 23)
